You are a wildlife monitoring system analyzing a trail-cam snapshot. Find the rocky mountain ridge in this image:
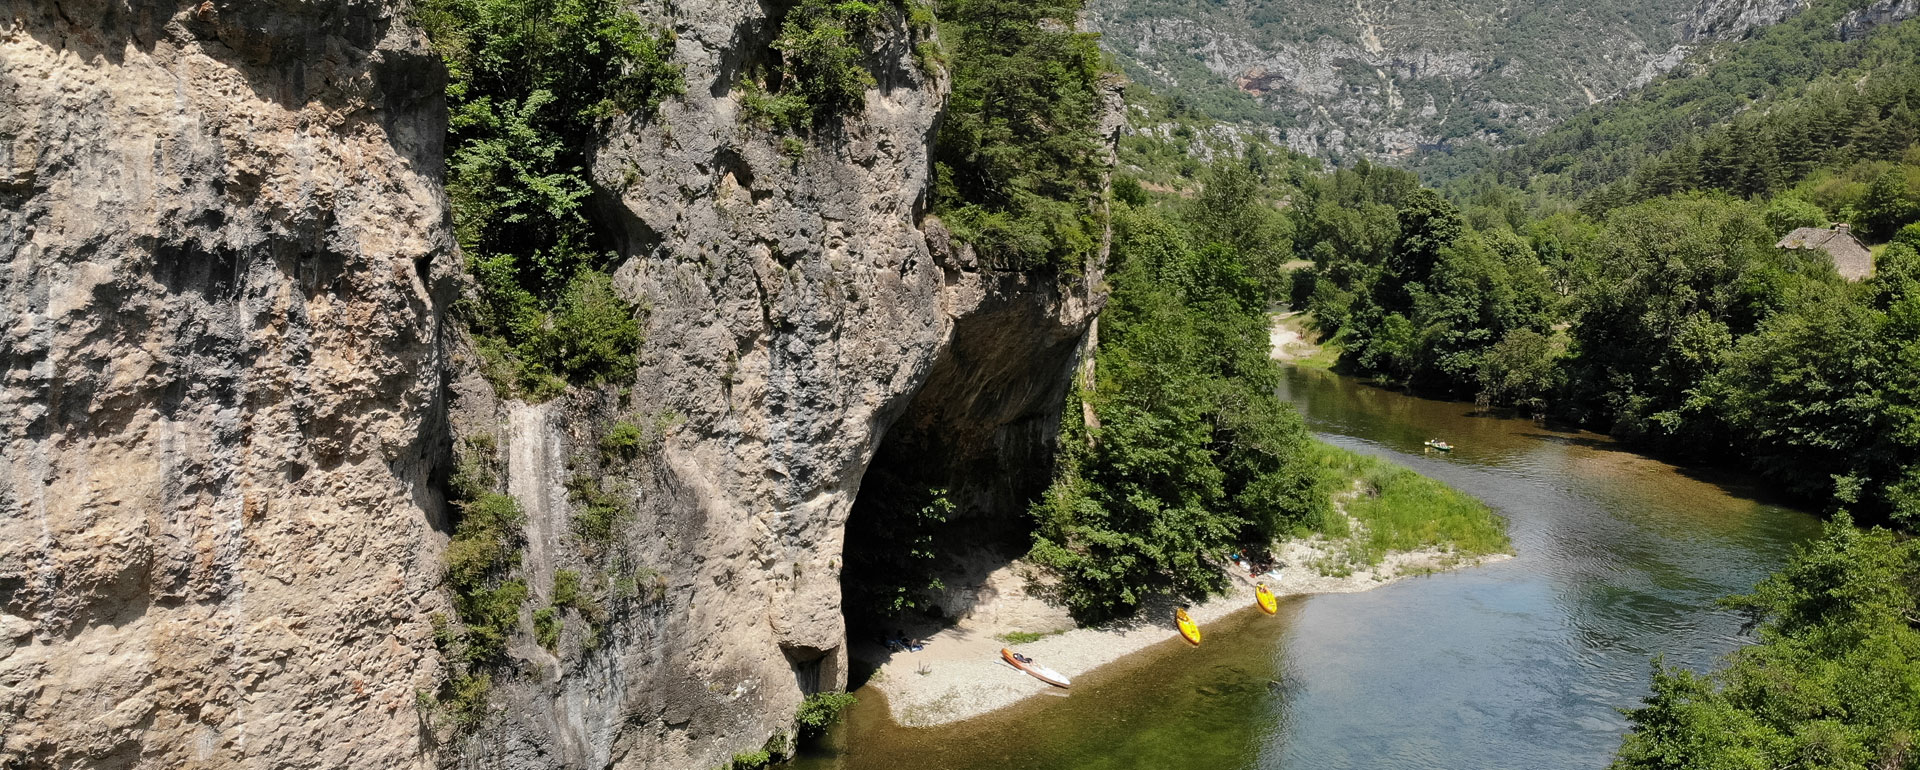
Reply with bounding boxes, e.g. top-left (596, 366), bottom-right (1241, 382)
top-left (1089, 0), bottom-right (1812, 160)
